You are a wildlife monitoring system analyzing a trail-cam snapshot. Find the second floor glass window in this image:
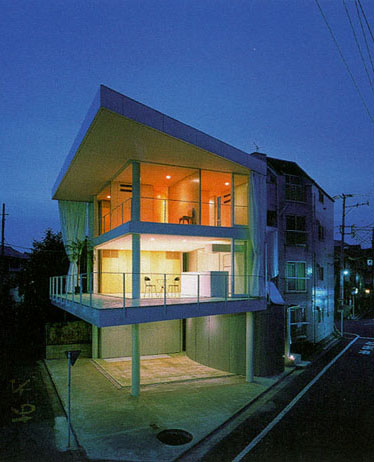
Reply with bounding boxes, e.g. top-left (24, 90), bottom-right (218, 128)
top-left (285, 175), bottom-right (306, 202)
top-left (286, 215), bottom-right (307, 245)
